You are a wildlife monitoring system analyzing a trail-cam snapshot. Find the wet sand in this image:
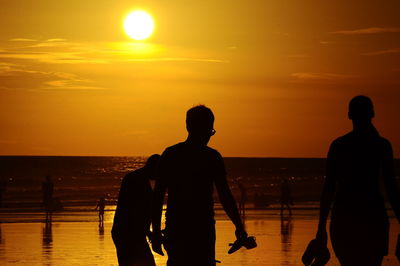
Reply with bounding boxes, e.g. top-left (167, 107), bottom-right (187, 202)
top-left (0, 209), bottom-right (399, 265)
